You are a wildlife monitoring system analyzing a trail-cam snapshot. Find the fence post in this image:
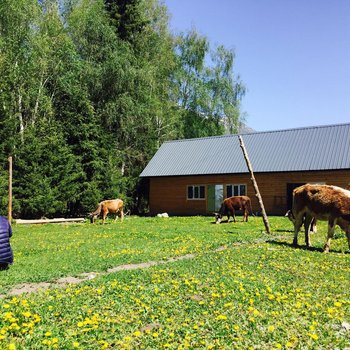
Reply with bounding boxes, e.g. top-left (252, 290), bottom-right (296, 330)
top-left (238, 136), bottom-right (271, 234)
top-left (8, 156), bottom-right (12, 223)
